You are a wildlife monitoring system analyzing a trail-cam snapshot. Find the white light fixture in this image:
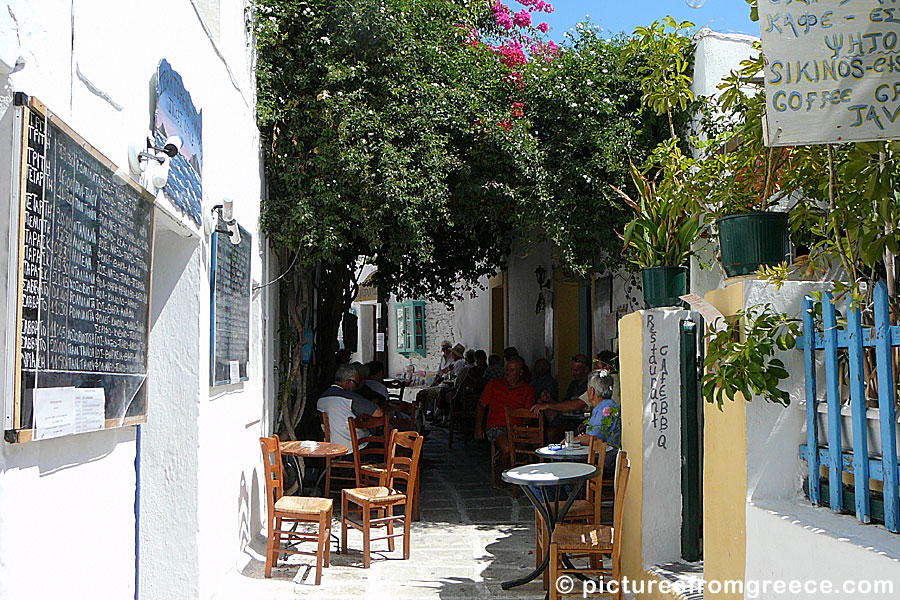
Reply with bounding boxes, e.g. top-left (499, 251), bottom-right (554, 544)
top-left (204, 198), bottom-right (242, 245)
top-left (128, 132), bottom-right (183, 188)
